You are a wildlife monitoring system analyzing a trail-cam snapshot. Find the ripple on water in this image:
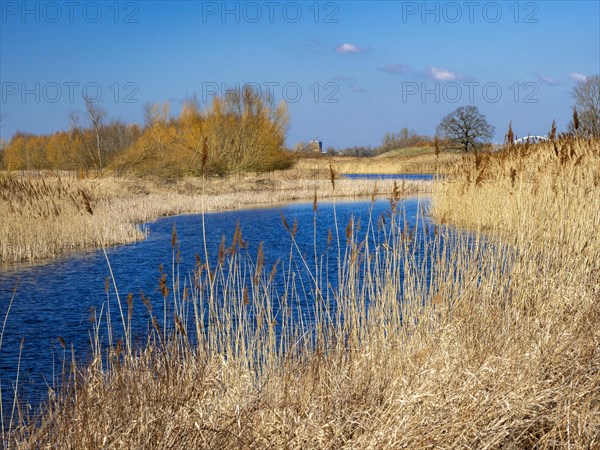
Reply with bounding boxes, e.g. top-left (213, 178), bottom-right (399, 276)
top-left (0, 196), bottom-right (431, 409)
